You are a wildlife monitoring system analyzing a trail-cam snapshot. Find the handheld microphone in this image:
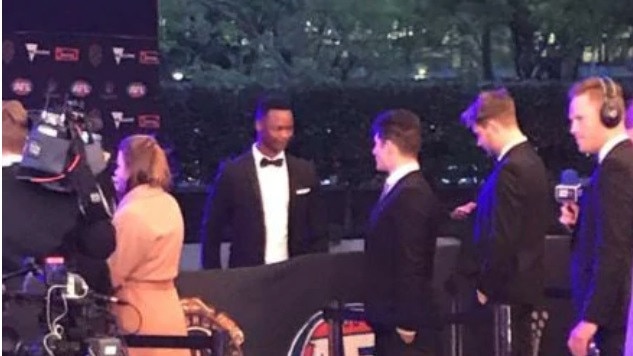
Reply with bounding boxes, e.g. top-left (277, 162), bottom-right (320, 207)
top-left (554, 169), bottom-right (583, 204)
